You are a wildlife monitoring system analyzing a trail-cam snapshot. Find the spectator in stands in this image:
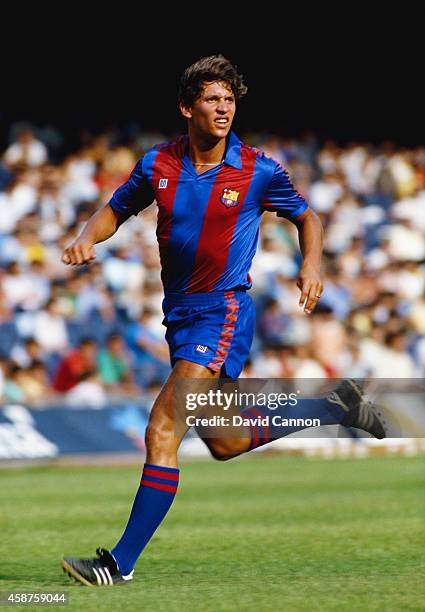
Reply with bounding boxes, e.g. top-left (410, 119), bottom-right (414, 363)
top-left (0, 172), bottom-right (39, 229)
top-left (2, 364), bottom-right (26, 403)
top-left (74, 265), bottom-right (115, 321)
top-left (32, 298), bottom-right (69, 353)
top-left (257, 298), bottom-right (290, 347)
top-left (251, 346), bottom-right (285, 377)
top-left (1, 261), bottom-right (43, 311)
top-left (371, 330), bottom-right (417, 378)
top-left (3, 126), bottom-right (48, 170)
top-left (0, 356), bottom-right (5, 400)
top-left (52, 338), bottom-right (97, 393)
top-left (65, 369), bottom-right (107, 408)
top-left (15, 360), bottom-right (52, 404)
top-left (97, 332), bottom-right (137, 395)
top-left (11, 337), bottom-right (45, 368)
top-left (125, 307), bottom-right (169, 387)
top-left (0, 285), bottom-right (13, 322)
top-left (292, 345), bottom-right (328, 380)
top-left (310, 305), bottom-right (347, 377)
